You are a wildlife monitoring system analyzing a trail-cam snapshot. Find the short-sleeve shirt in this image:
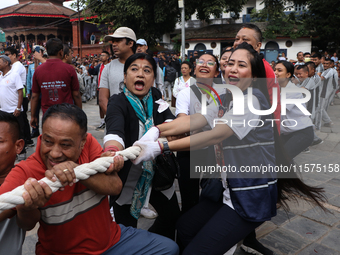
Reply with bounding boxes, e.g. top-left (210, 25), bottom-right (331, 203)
top-left (0, 70), bottom-right (23, 113)
top-left (0, 134), bottom-right (121, 255)
top-left (99, 59), bottom-right (124, 96)
top-left (280, 81), bottom-right (313, 134)
top-left (32, 59), bottom-right (79, 114)
top-left (11, 61), bottom-right (27, 86)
